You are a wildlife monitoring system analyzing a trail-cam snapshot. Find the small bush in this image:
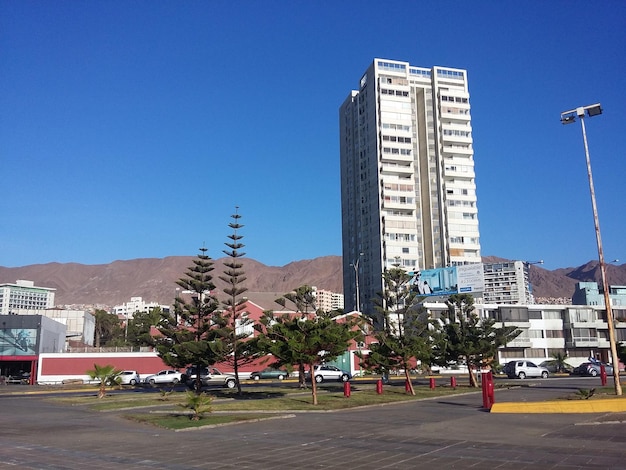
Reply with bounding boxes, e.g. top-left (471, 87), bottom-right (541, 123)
top-left (178, 391), bottom-right (212, 420)
top-left (574, 388), bottom-right (596, 400)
